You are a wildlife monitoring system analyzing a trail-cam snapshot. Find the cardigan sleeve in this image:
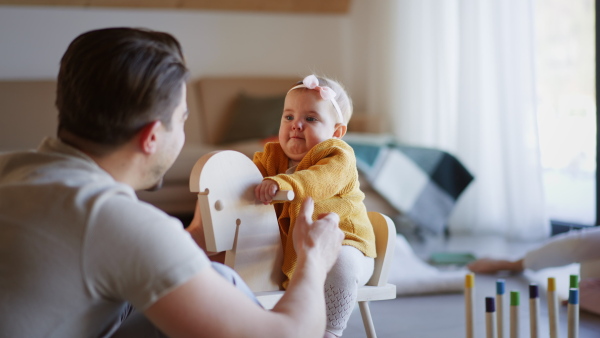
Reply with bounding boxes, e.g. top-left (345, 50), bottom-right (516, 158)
top-left (267, 140), bottom-right (357, 202)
